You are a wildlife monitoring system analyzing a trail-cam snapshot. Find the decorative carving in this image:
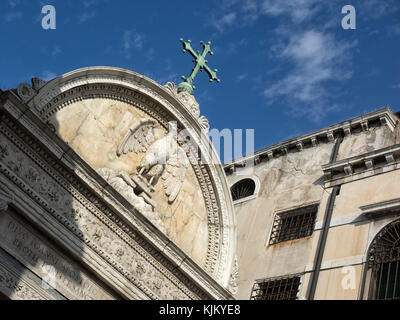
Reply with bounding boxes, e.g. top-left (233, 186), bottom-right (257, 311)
top-left (0, 144), bottom-right (9, 160)
top-left (97, 167), bottom-right (166, 234)
top-left (31, 78), bottom-right (47, 92)
top-left (385, 153), bottom-right (395, 164)
top-left (33, 81), bottom-right (227, 283)
top-left (228, 256), bottom-right (239, 296)
top-left (162, 146), bottom-right (190, 203)
top-left (16, 78), bottom-right (47, 104)
top-left (164, 82), bottom-right (211, 132)
top-left (0, 267), bottom-right (43, 300)
top-left (24, 69), bottom-right (235, 288)
top-left (327, 130), bottom-right (335, 142)
top-left (343, 125), bottom-right (351, 136)
top-left (198, 116), bottom-right (210, 132)
top-left (178, 91), bottom-right (201, 117)
top-left (17, 83), bottom-right (36, 103)
top-left (296, 141), bottom-right (304, 152)
top-left (311, 137), bottom-right (318, 147)
top-left (0, 188), bottom-right (12, 214)
top-left (0, 118), bottom-right (210, 299)
top-left (361, 121), bottom-right (369, 131)
top-left (164, 82), bottom-right (199, 118)
top-left (117, 119), bottom-right (158, 155)
top-left (117, 120), bottom-right (189, 205)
